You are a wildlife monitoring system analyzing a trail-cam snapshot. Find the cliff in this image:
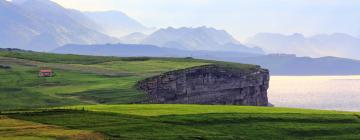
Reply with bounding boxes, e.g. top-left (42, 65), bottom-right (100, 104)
top-left (138, 64), bottom-right (269, 106)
